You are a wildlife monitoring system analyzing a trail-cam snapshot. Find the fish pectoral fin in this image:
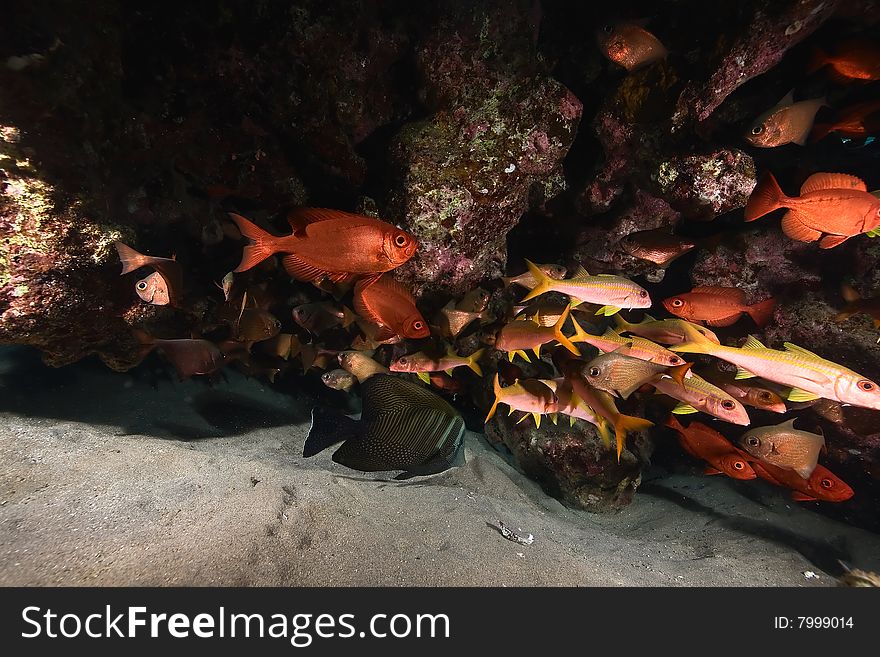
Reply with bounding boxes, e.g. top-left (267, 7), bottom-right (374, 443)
top-left (787, 387), bottom-right (820, 402)
top-left (791, 491), bottom-right (817, 502)
top-left (516, 412), bottom-right (530, 424)
top-left (515, 350), bottom-right (531, 363)
top-left (416, 372), bottom-right (430, 384)
top-left (532, 413), bottom-right (541, 428)
top-left (672, 403), bottom-right (699, 414)
top-left (706, 313), bottom-right (742, 327)
top-left (734, 366), bottom-right (757, 380)
top-left (703, 466), bottom-right (722, 475)
top-left (595, 305), bottom-right (621, 317)
top-left (819, 234), bottom-right (851, 249)
top-left (780, 210), bottom-right (822, 242)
